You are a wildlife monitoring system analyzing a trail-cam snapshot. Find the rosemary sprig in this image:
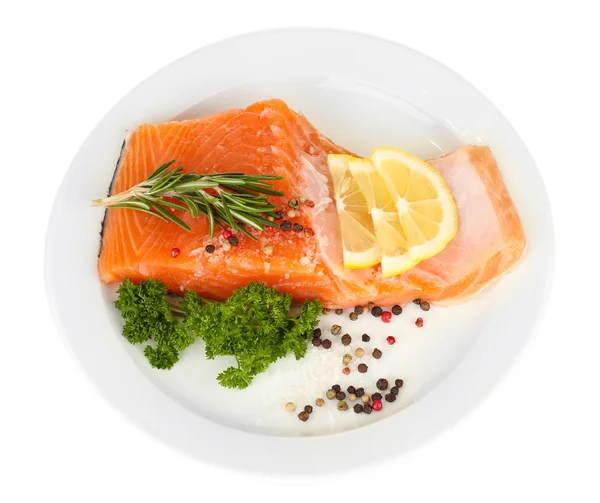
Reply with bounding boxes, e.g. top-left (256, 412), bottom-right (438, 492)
top-left (91, 161), bottom-right (284, 238)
